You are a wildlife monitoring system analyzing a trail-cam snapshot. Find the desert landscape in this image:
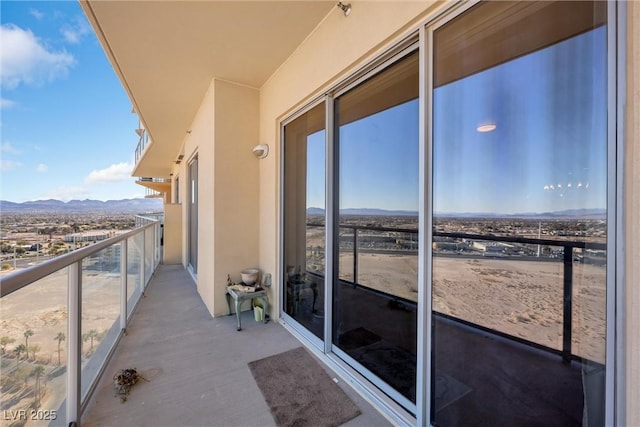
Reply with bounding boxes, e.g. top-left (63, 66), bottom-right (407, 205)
top-left (0, 266), bottom-right (140, 426)
top-left (342, 252), bottom-right (606, 363)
